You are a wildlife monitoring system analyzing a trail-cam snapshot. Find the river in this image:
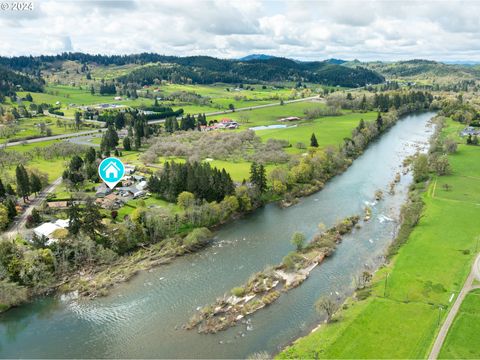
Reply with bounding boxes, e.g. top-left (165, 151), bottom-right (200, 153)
top-left (0, 112), bottom-right (434, 358)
